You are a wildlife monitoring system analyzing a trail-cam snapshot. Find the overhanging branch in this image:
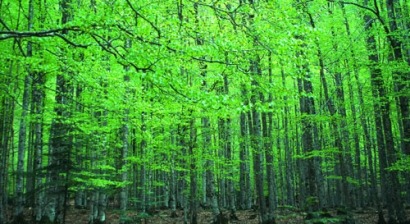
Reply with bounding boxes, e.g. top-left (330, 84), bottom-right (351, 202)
top-left (0, 27), bottom-right (89, 48)
top-left (327, 0), bottom-right (379, 16)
